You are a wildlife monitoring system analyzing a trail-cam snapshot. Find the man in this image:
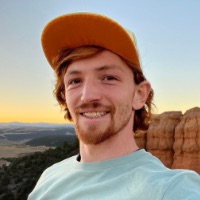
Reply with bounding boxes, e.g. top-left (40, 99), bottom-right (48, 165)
top-left (28, 13), bottom-right (200, 199)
